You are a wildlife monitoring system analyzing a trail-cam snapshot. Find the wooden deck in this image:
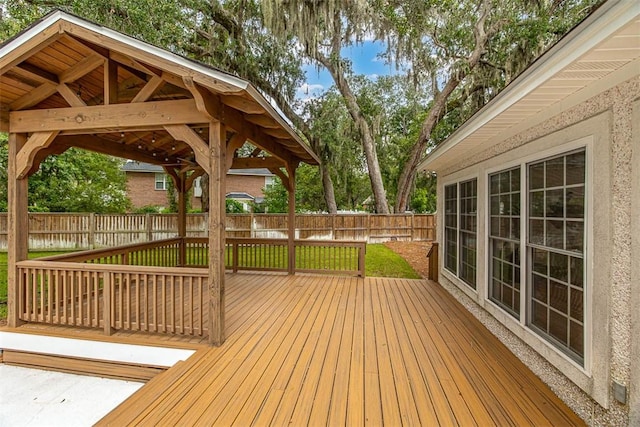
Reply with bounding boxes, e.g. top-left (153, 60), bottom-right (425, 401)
top-left (76, 274), bottom-right (581, 426)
